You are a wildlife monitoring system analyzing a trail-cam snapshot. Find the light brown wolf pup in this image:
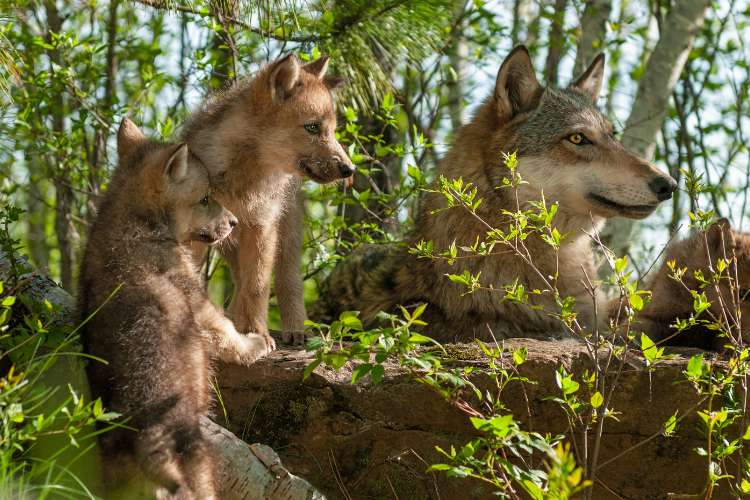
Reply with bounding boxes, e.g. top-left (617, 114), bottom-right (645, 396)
top-left (315, 46), bottom-right (677, 341)
top-left (182, 54), bottom-right (354, 345)
top-left (78, 119), bottom-right (273, 499)
top-left (636, 219), bottom-right (750, 350)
